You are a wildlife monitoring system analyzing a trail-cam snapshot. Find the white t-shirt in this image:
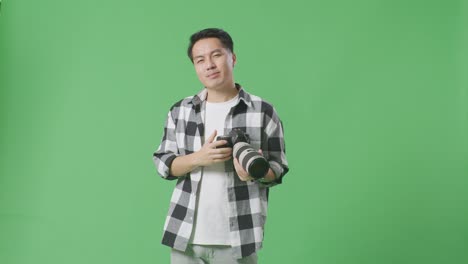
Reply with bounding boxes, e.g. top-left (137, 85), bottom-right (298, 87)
top-left (190, 94), bottom-right (239, 245)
